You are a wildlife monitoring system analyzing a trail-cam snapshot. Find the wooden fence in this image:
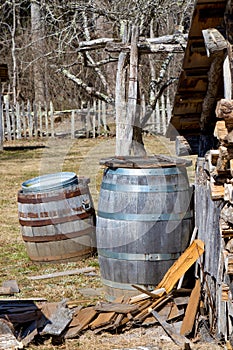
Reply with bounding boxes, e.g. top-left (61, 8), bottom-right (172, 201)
top-left (0, 95), bottom-right (171, 142)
